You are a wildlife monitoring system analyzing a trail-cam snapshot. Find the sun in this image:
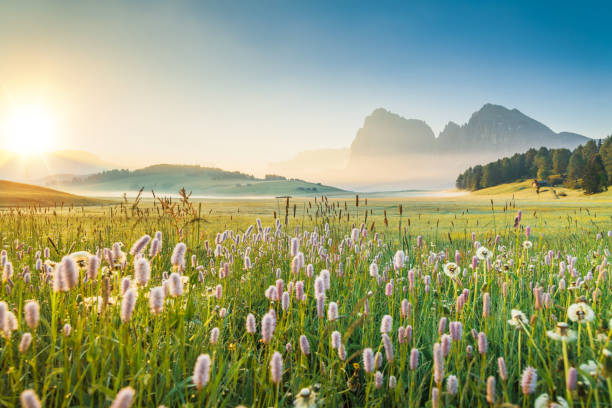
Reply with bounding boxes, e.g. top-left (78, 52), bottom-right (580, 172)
top-left (2, 104), bottom-right (57, 156)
